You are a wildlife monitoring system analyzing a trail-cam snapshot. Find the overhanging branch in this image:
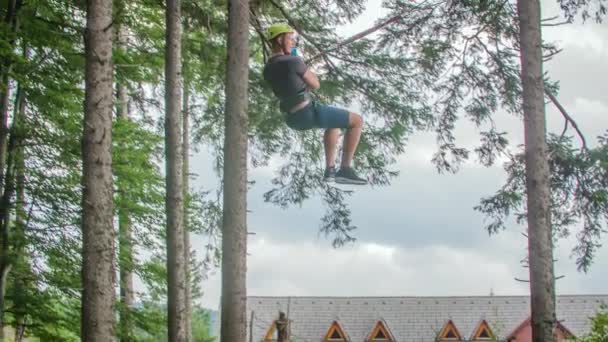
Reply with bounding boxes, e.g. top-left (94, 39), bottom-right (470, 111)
top-left (250, 8), bottom-right (270, 62)
top-left (545, 89), bottom-right (588, 150)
